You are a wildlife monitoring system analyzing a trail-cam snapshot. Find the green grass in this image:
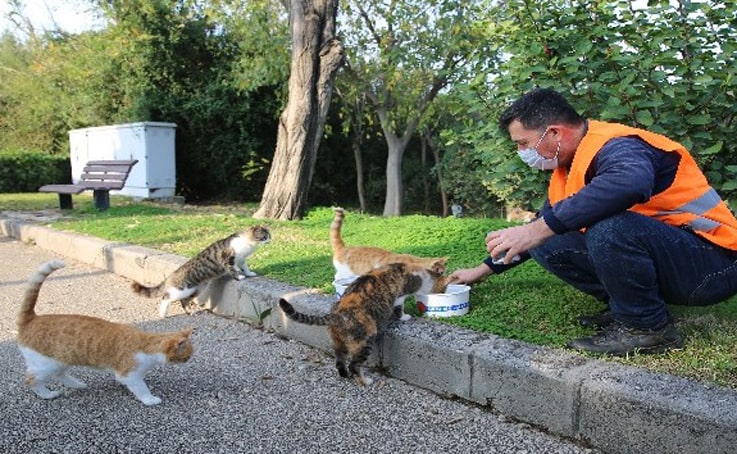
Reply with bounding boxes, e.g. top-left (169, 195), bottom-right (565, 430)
top-left (3, 192), bottom-right (737, 390)
top-left (0, 192), bottom-right (77, 211)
